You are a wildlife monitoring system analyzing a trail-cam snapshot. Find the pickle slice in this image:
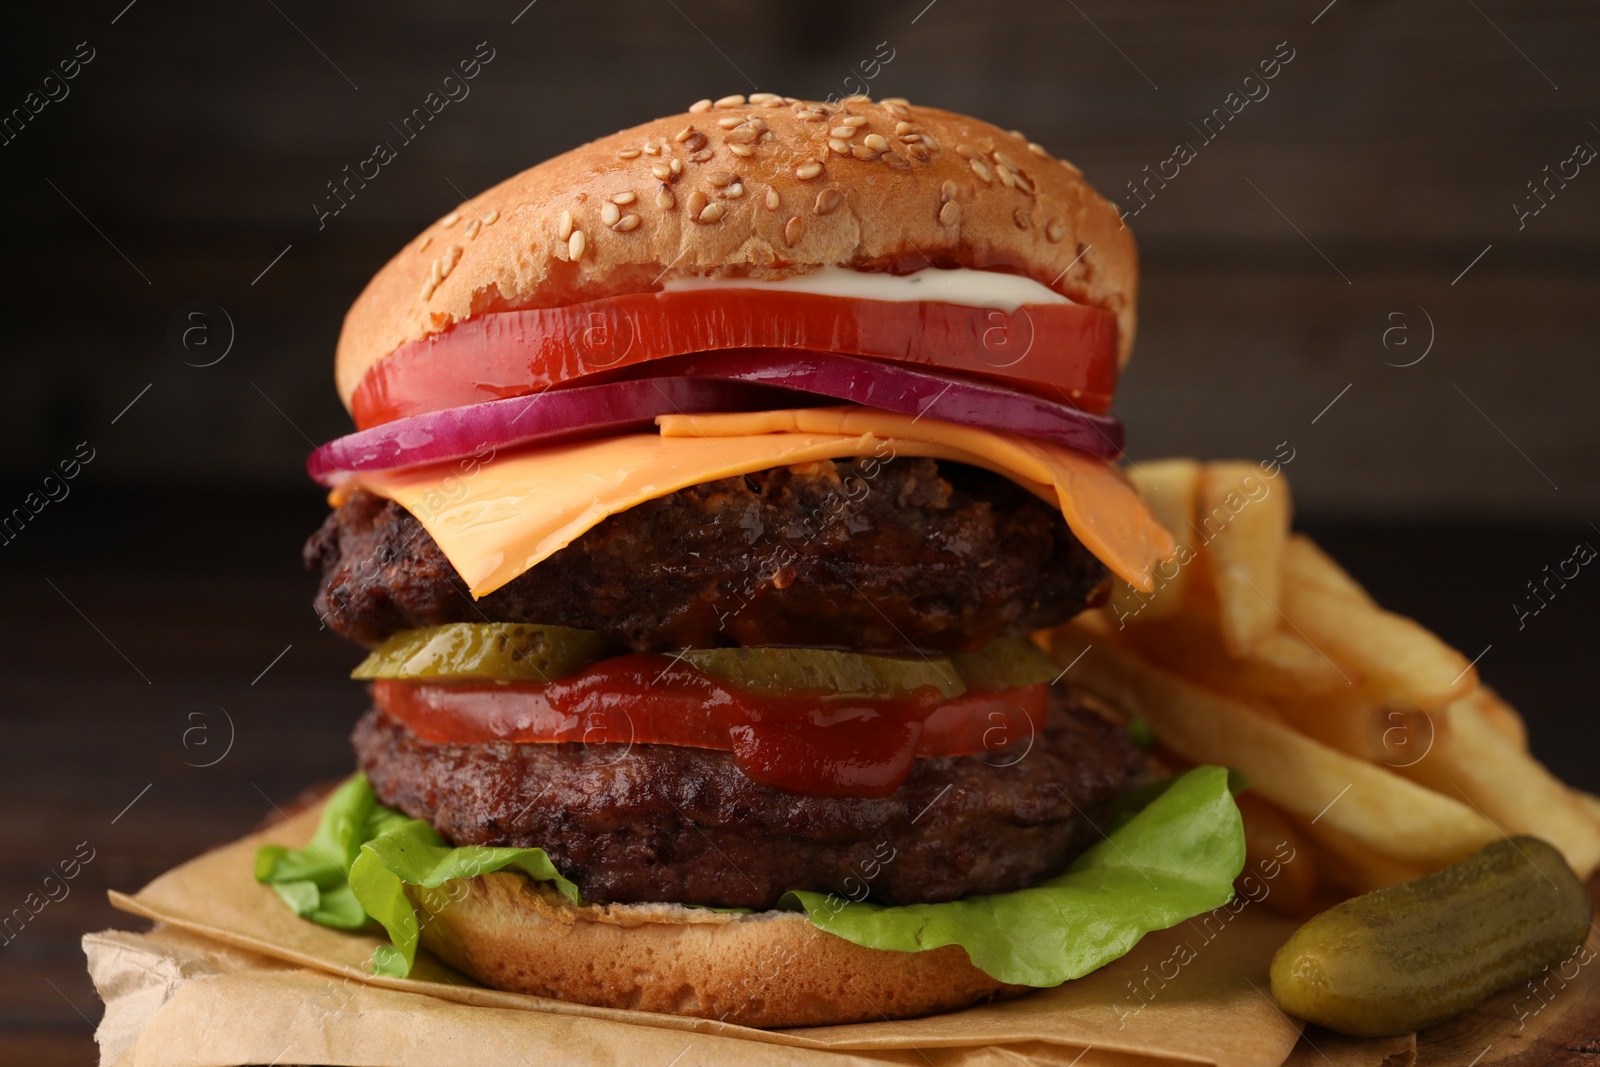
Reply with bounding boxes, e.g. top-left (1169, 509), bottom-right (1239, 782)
top-left (679, 647), bottom-right (965, 700)
top-left (1270, 835), bottom-right (1592, 1037)
top-left (949, 635), bottom-right (1061, 691)
top-left (352, 623), bottom-right (616, 682)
